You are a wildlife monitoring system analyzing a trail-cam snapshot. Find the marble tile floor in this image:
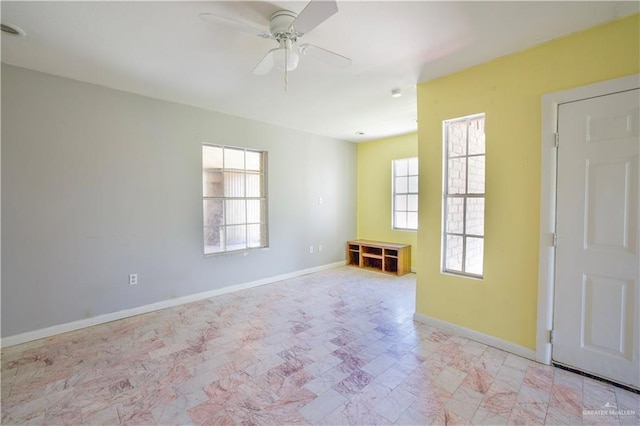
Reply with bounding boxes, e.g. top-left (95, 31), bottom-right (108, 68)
top-left (2, 267), bottom-right (638, 425)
